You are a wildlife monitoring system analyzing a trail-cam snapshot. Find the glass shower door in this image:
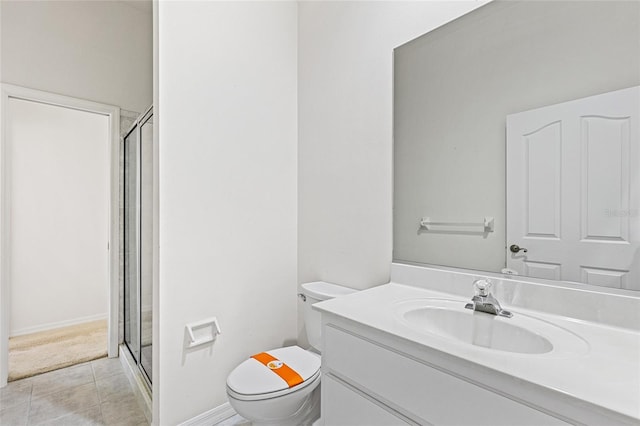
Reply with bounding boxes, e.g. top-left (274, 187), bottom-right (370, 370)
top-left (139, 111), bottom-right (153, 382)
top-left (123, 125), bottom-right (139, 363)
top-left (123, 106), bottom-right (153, 386)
